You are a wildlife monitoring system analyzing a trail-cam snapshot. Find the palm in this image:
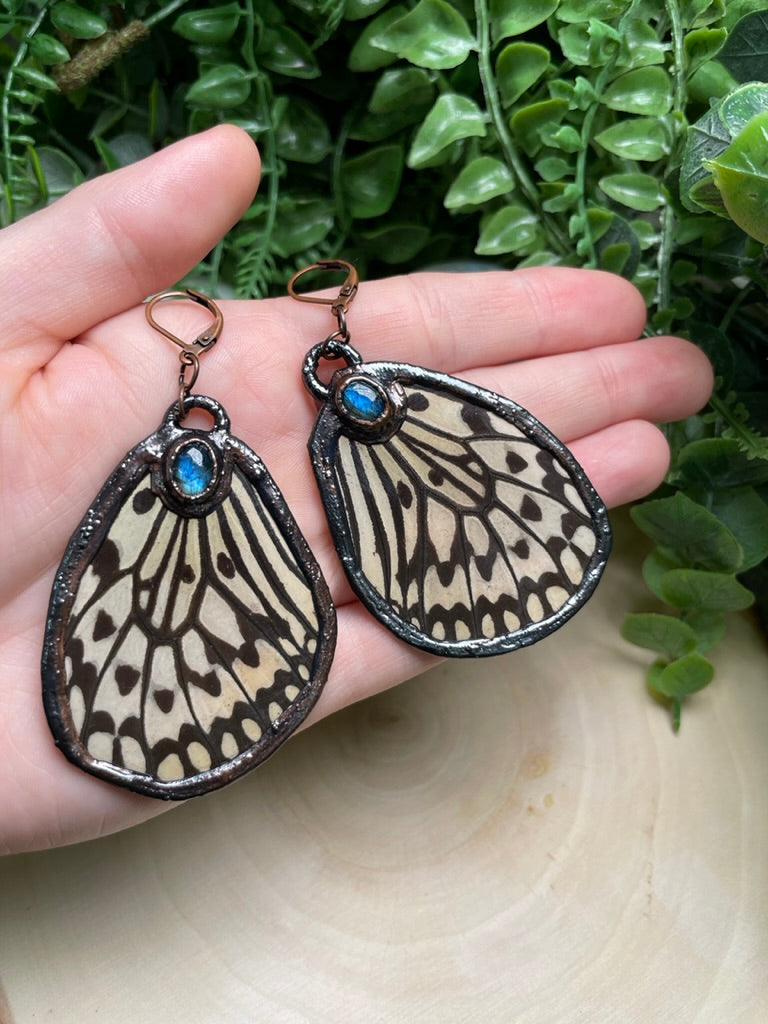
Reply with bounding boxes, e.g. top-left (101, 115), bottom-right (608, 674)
top-left (0, 127), bottom-right (712, 854)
